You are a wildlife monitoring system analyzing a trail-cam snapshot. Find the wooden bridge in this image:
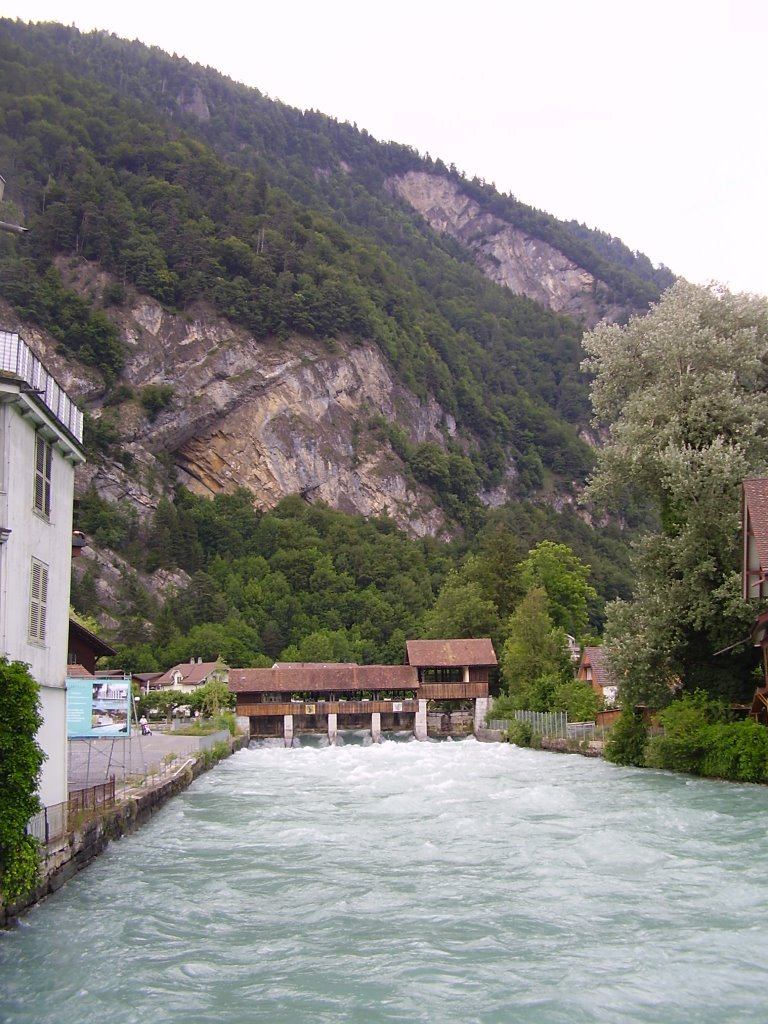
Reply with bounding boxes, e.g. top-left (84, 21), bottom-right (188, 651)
top-left (229, 638), bottom-right (497, 744)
